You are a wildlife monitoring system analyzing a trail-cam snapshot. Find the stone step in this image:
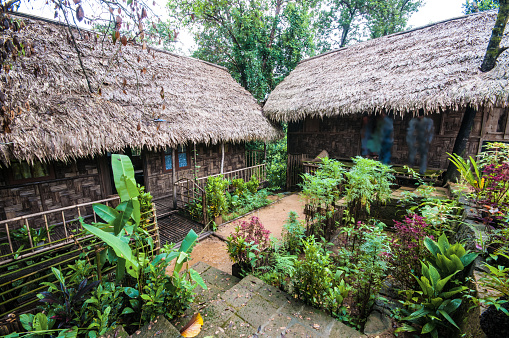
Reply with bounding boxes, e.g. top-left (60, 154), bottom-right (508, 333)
top-left (173, 262), bottom-right (365, 338)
